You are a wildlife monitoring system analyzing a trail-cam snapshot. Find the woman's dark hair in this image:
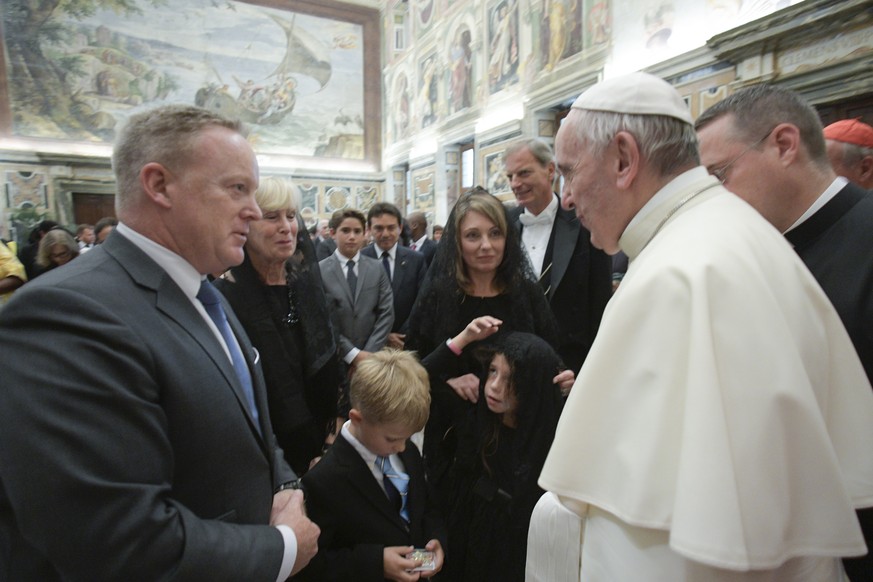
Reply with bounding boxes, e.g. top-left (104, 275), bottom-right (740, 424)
top-left (474, 332), bottom-right (564, 481)
top-left (406, 188), bottom-right (556, 355)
